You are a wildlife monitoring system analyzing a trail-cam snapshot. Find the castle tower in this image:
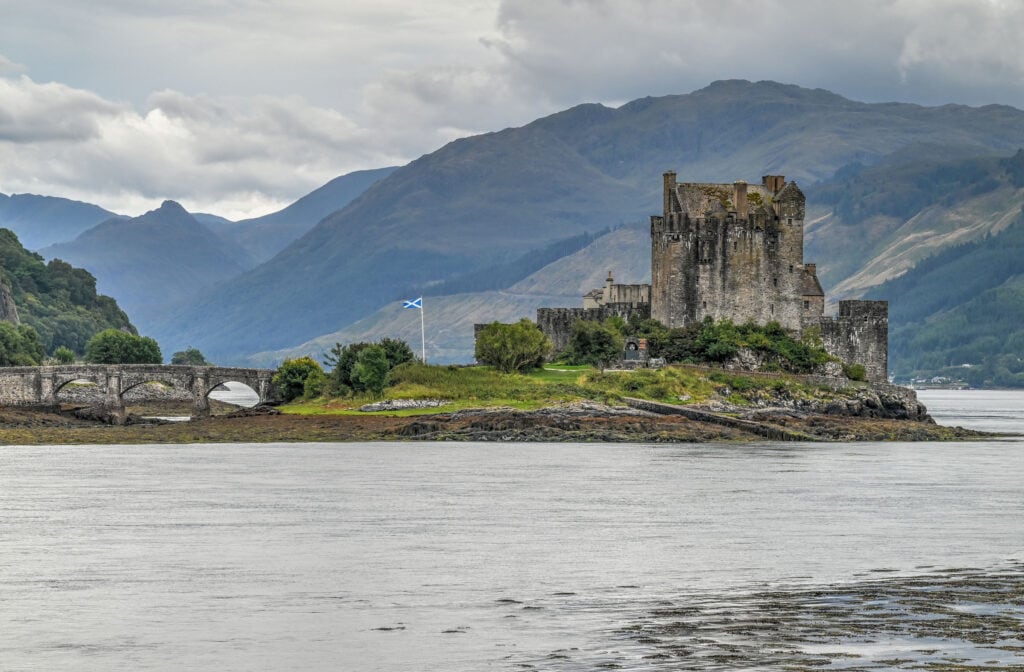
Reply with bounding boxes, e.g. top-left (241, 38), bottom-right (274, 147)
top-left (651, 172), bottom-right (817, 332)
